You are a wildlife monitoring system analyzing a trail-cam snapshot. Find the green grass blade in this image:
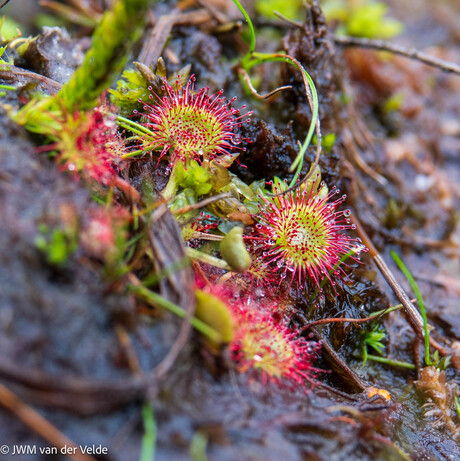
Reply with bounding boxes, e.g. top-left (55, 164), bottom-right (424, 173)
top-left (140, 402), bottom-right (156, 461)
top-left (391, 250), bottom-right (433, 366)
